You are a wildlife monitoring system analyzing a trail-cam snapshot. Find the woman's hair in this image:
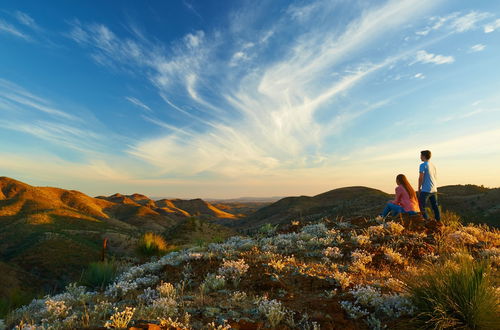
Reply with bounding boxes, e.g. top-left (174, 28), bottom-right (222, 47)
top-left (396, 174), bottom-right (417, 201)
